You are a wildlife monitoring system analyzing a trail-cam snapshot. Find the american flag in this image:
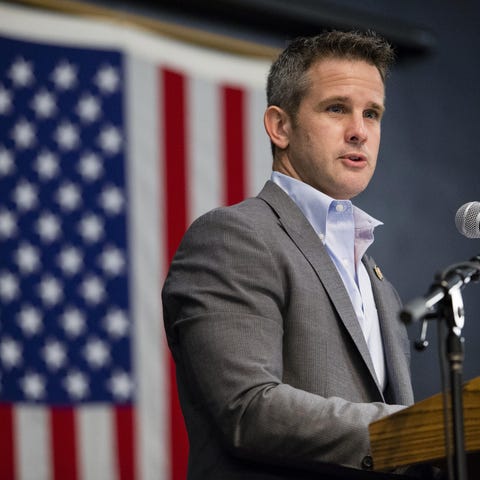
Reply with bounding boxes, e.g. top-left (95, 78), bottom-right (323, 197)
top-left (0, 3), bottom-right (271, 480)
